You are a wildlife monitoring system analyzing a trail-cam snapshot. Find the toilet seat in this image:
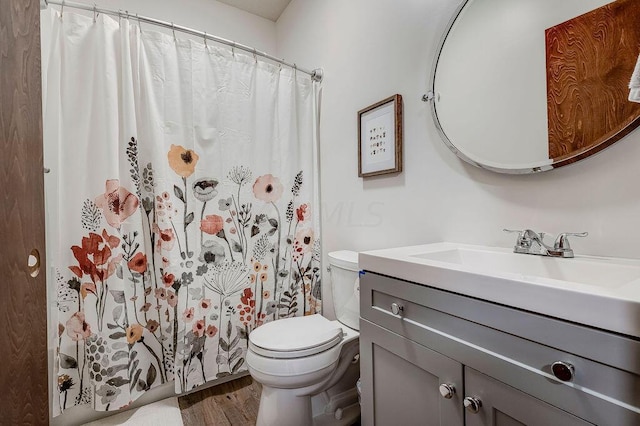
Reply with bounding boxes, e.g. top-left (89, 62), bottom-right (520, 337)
top-left (249, 314), bottom-right (344, 359)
